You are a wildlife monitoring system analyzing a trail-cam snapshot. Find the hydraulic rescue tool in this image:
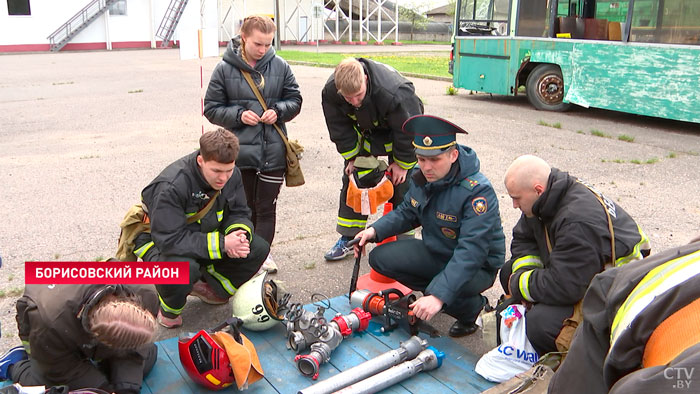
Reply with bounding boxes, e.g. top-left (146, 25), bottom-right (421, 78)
top-left (285, 295), bottom-right (372, 380)
top-left (298, 336), bottom-right (428, 394)
top-left (350, 288), bottom-right (440, 338)
top-left (347, 237), bottom-right (362, 297)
